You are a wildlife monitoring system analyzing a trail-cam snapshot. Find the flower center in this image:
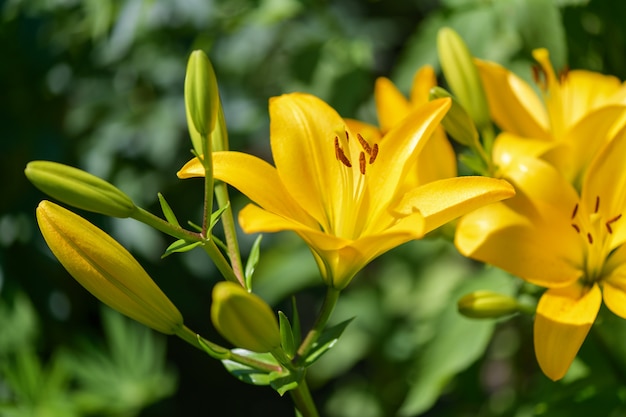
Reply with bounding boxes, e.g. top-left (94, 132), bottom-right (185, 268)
top-left (571, 196), bottom-right (622, 283)
top-left (331, 130), bottom-right (380, 238)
